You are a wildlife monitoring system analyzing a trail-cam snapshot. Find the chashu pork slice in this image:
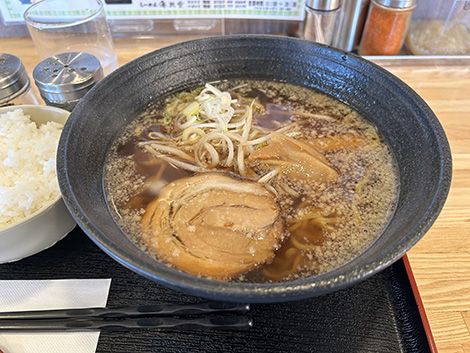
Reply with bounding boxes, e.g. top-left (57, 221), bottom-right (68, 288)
top-left (247, 132), bottom-right (338, 183)
top-left (141, 173), bottom-right (284, 280)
